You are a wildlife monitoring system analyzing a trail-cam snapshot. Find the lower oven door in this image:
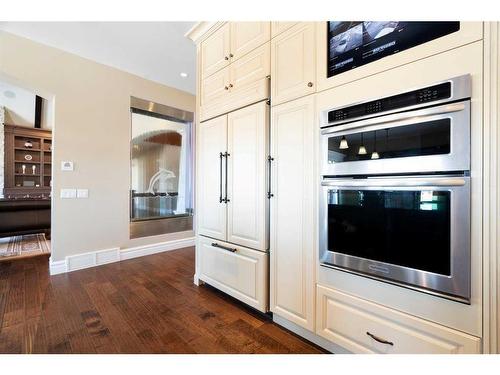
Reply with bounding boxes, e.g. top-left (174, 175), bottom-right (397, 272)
top-left (319, 175), bottom-right (470, 303)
